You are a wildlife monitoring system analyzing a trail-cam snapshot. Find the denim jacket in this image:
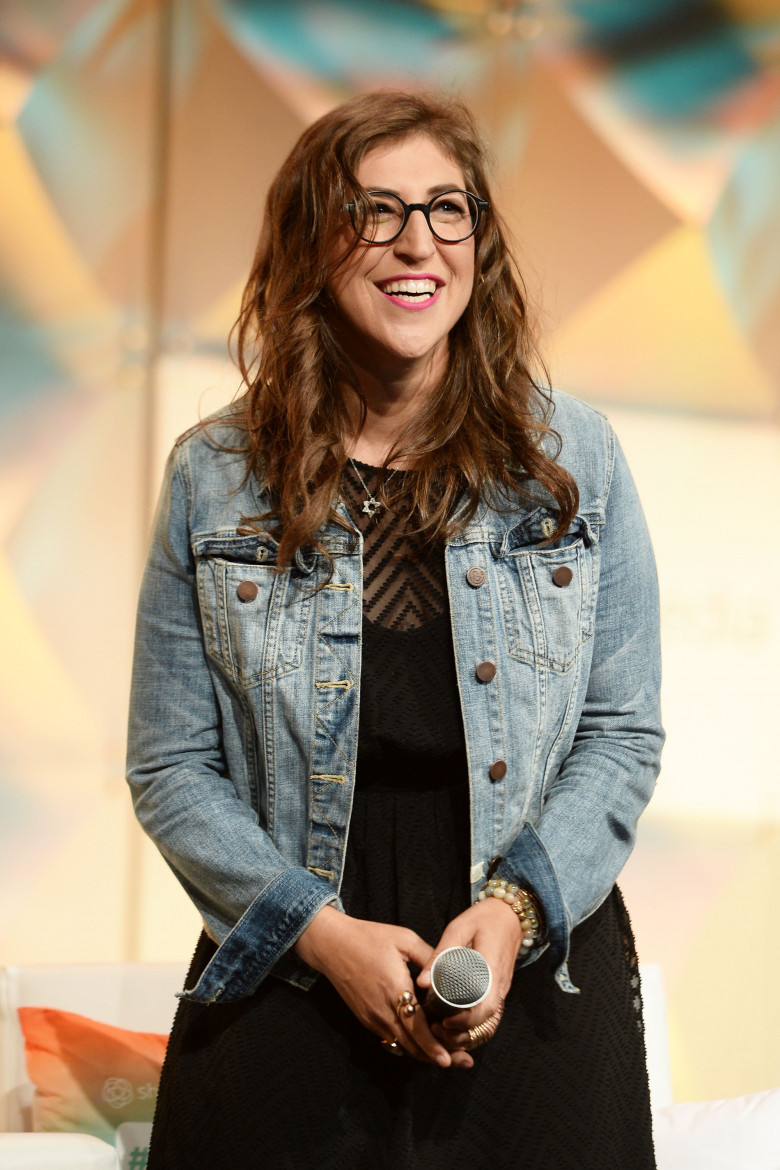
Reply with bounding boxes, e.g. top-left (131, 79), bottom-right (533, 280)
top-left (126, 390), bottom-right (663, 1003)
